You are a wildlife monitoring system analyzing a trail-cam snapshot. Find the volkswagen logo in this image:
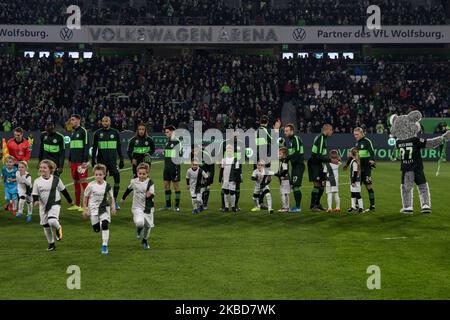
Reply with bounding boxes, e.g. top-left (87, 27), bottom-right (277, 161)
top-left (60, 27), bottom-right (74, 41)
top-left (292, 28), bottom-right (306, 41)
